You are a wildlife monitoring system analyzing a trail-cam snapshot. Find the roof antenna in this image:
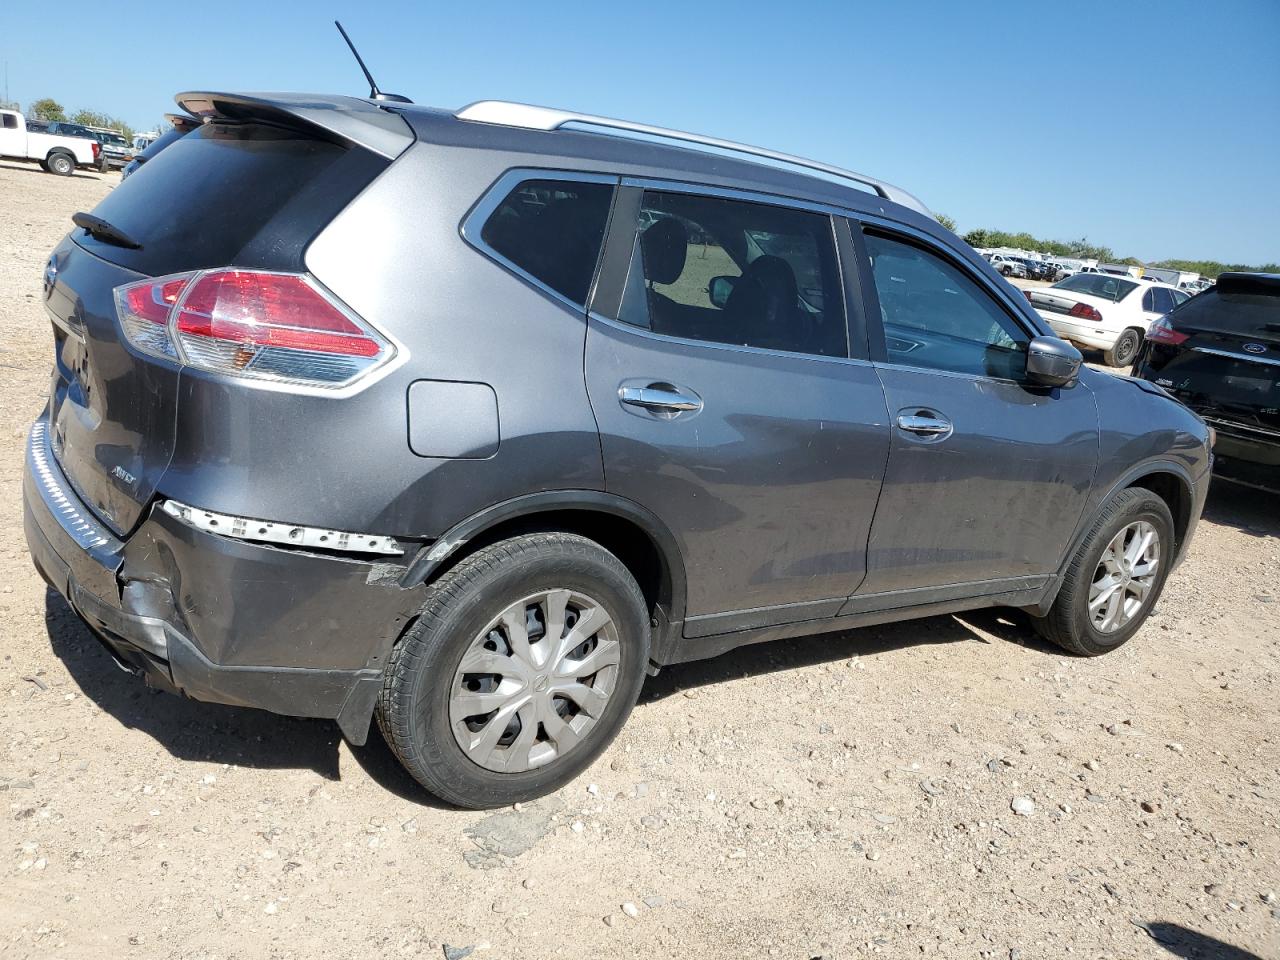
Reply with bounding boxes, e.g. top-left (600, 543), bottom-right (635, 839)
top-left (334, 20), bottom-right (412, 104)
